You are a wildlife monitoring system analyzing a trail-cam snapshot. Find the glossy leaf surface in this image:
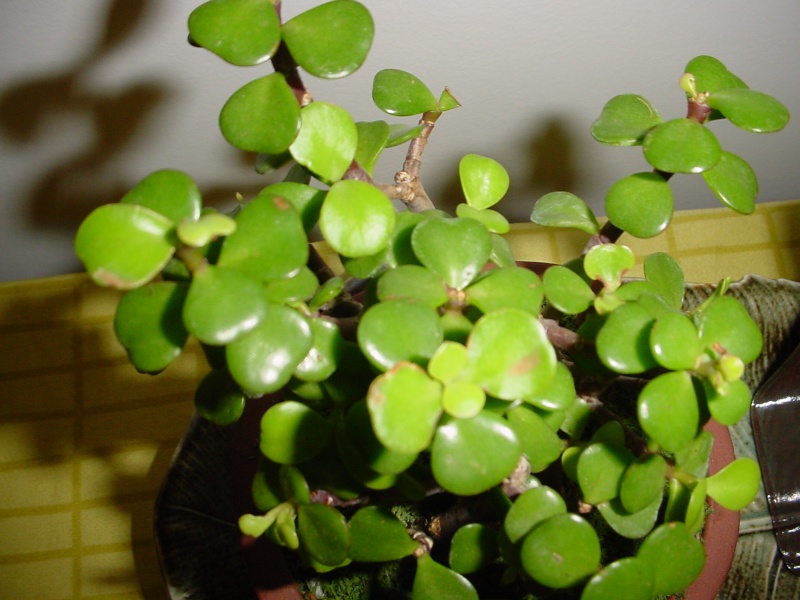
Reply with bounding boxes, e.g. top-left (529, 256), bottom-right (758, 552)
top-left (431, 411), bottom-right (521, 496)
top-left (459, 153), bottom-right (509, 210)
top-left (226, 304), bottom-right (313, 394)
top-left (636, 522), bottom-right (705, 596)
top-left (455, 203), bottom-right (510, 234)
top-left (706, 457), bottom-right (761, 510)
top-left (75, 204), bottom-right (175, 289)
top-left (704, 378), bottom-right (751, 426)
top-left (542, 265), bottom-right (595, 315)
top-left (604, 172), bottom-right (673, 238)
top-left (320, 179), bottom-right (396, 257)
top-left (504, 485), bottom-right (566, 543)
top-left (702, 150), bottom-right (758, 214)
top-left (643, 252), bottom-right (684, 309)
top-left (643, 118), bottom-right (721, 174)
top-left (297, 503), bottom-right (350, 566)
top-left (177, 212), bottom-right (236, 248)
top-left (449, 524), bottom-right (499, 574)
top-left (294, 317), bottom-right (343, 382)
top-left (596, 301), bottom-right (657, 374)
top-left (520, 513), bottom-right (601, 589)
top-left (120, 169), bottom-right (201, 224)
top-left (114, 282), bottom-right (188, 373)
top-left (194, 369), bottom-right (246, 425)
top-left (707, 88), bottom-right (790, 133)
top-left (367, 363), bottom-right (442, 454)
top-left (584, 244), bottom-right (635, 292)
top-left (649, 312), bottom-right (702, 371)
top-left (218, 192), bottom-right (308, 281)
top-left (695, 295), bottom-right (763, 363)
top-left (581, 557), bottom-right (655, 600)
top-left (466, 308), bottom-right (557, 401)
top-left (372, 69), bottom-right (438, 116)
top-left (637, 371), bottom-right (699, 453)
top-left (355, 120), bottom-right (389, 176)
top-left (685, 55), bottom-right (748, 95)
top-left (530, 191), bottom-right (600, 234)
top-left (620, 453), bottom-right (667, 514)
top-left (358, 300), bottom-right (443, 371)
top-left (260, 400), bottom-right (332, 464)
top-left (290, 102), bottom-right (358, 182)
top-left (597, 494), bottom-right (662, 539)
top-left (344, 399), bottom-right (418, 474)
top-left (412, 217), bottom-right (492, 290)
top-left (282, 0), bottom-right (373, 79)
top-left (591, 94), bottom-right (663, 146)
top-left (188, 0), bottom-right (280, 66)
top-left (220, 73), bottom-right (301, 154)
top-left (506, 403), bottom-right (563, 472)
top-left (466, 266), bottom-right (543, 316)
top-left (349, 506), bottom-right (418, 562)
top-left (578, 442), bottom-right (635, 505)
top-left (257, 182), bottom-right (326, 233)
top-left (412, 554), bottom-right (478, 600)
top-left (183, 265), bottom-right (266, 345)
top-left (377, 264), bottom-right (448, 308)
